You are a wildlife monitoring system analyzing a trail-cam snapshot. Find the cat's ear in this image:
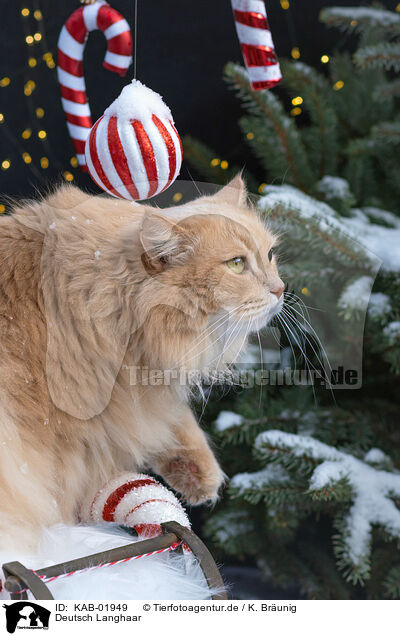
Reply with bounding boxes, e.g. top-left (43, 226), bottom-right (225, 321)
top-left (212, 172), bottom-right (247, 207)
top-left (140, 212), bottom-right (194, 273)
